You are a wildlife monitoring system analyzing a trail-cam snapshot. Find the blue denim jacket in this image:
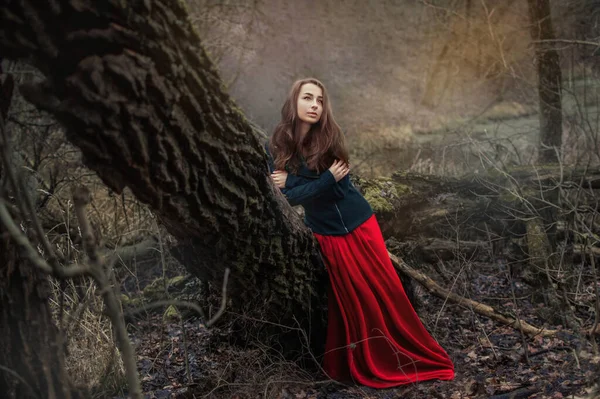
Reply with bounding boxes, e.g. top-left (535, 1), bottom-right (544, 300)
top-left (265, 143), bottom-right (373, 236)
